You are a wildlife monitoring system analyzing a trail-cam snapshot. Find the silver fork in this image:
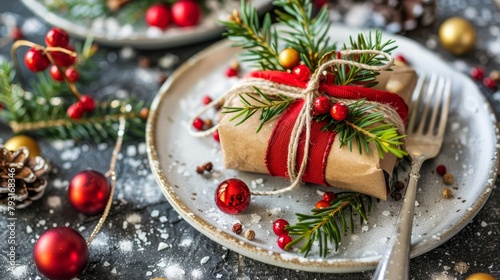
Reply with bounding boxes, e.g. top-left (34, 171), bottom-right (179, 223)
top-left (373, 74), bottom-right (452, 280)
